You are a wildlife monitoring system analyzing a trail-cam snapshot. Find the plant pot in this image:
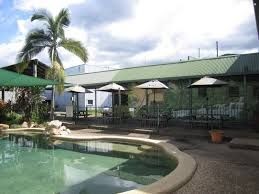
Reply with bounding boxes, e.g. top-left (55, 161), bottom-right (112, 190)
top-left (209, 130), bottom-right (224, 143)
